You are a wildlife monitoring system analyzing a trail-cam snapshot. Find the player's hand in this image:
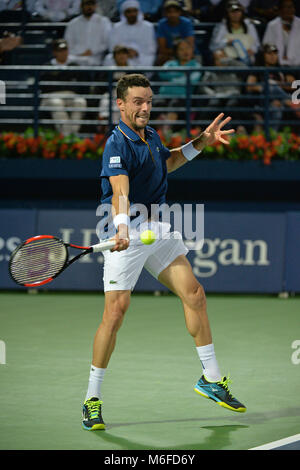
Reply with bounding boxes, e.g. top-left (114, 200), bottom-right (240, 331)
top-left (201, 113), bottom-right (235, 147)
top-left (111, 231), bottom-right (130, 252)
